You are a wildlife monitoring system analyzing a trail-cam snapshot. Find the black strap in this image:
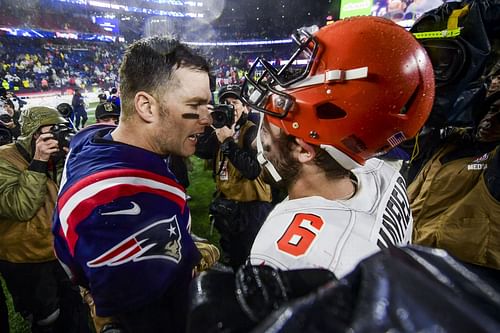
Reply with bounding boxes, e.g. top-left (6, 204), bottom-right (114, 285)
top-left (15, 142), bottom-right (31, 163)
